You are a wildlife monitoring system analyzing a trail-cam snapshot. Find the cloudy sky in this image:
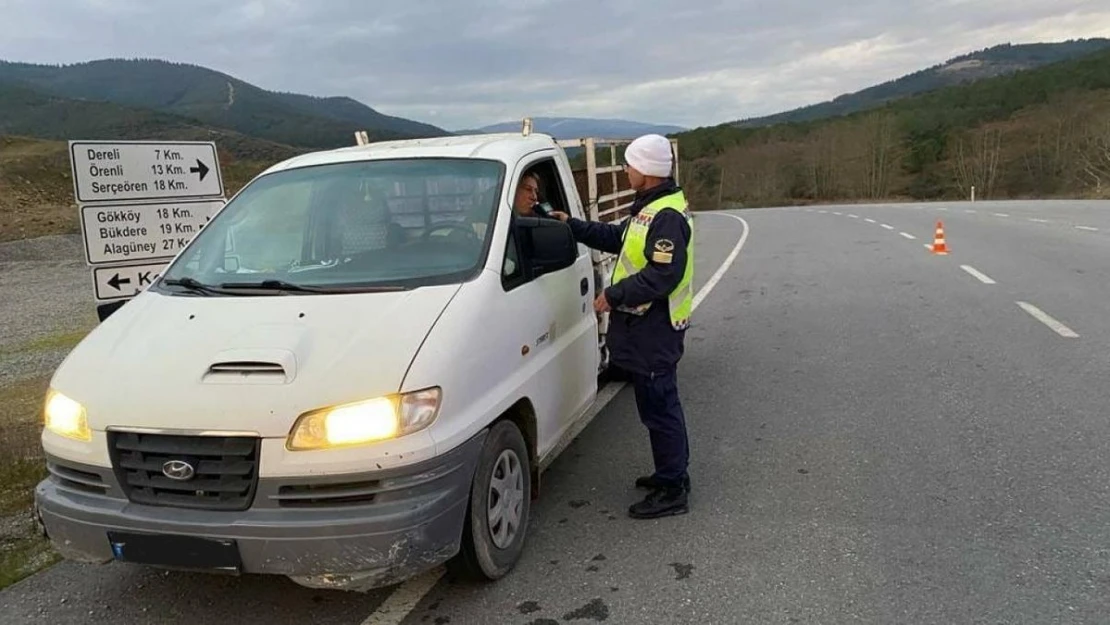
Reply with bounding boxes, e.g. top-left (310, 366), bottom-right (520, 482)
top-left (3, 0), bottom-right (1110, 131)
